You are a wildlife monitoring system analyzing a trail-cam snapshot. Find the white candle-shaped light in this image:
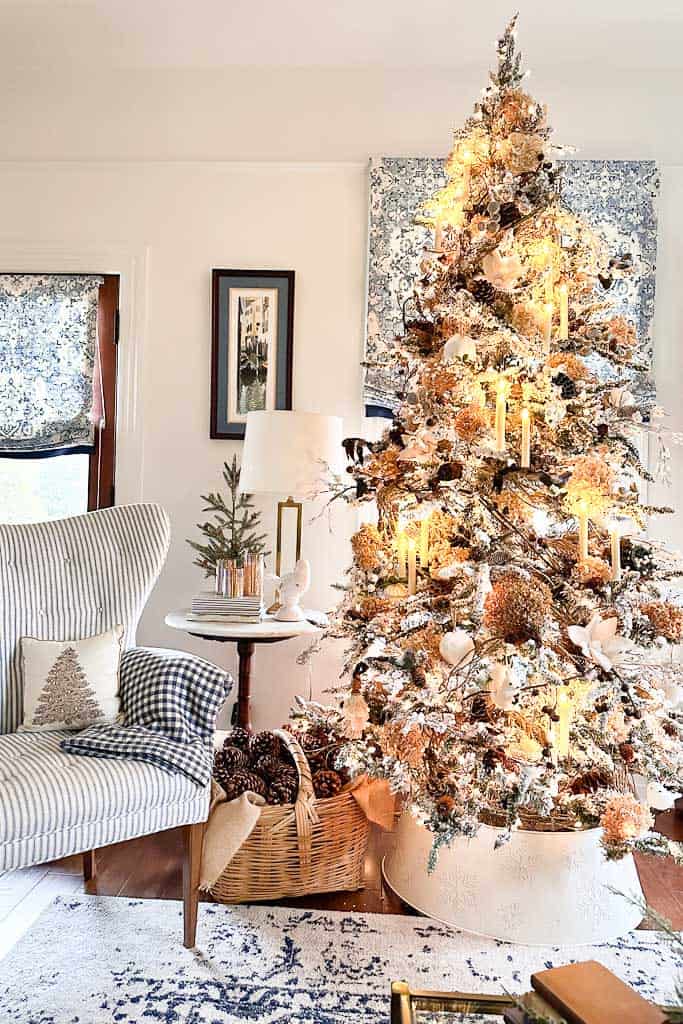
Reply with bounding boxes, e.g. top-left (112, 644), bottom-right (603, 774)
top-left (558, 282), bottom-right (569, 340)
top-left (556, 689), bottom-right (572, 760)
top-left (544, 243), bottom-right (554, 303)
top-left (396, 527), bottom-right (408, 578)
top-left (472, 381), bottom-right (486, 408)
top-left (609, 520), bottom-right (622, 582)
top-left (520, 406), bottom-right (531, 469)
top-left (577, 498), bottom-right (589, 561)
top-left (419, 515), bottom-right (430, 567)
top-left (407, 538), bottom-right (417, 596)
top-left (495, 377), bottom-right (507, 452)
top-left (461, 149), bottom-right (473, 198)
top-left (543, 302), bottom-right (554, 355)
